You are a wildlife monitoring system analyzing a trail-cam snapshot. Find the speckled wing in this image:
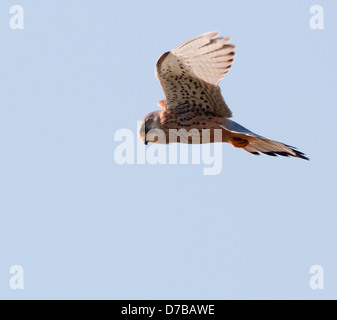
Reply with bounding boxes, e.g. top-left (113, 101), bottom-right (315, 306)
top-left (155, 32), bottom-right (235, 118)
